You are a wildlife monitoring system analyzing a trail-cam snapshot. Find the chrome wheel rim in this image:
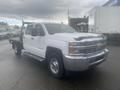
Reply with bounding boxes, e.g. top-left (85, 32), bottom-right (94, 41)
top-left (50, 58), bottom-right (59, 74)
